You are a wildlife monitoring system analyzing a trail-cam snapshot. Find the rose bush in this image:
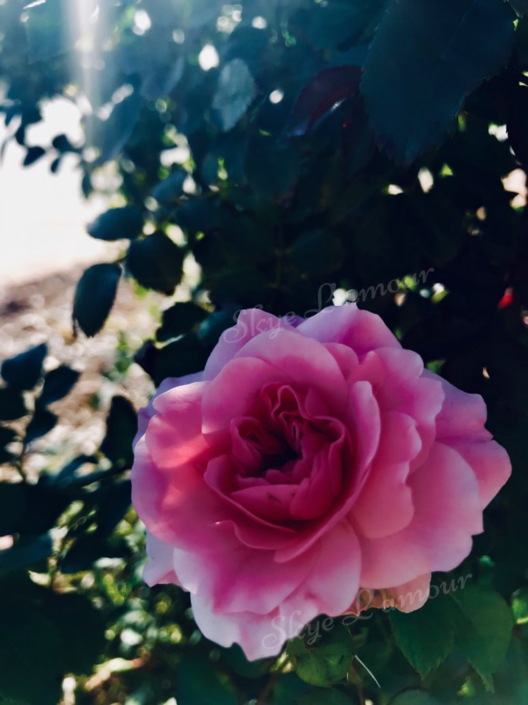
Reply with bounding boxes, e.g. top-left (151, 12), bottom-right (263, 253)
top-left (132, 304), bottom-right (511, 660)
